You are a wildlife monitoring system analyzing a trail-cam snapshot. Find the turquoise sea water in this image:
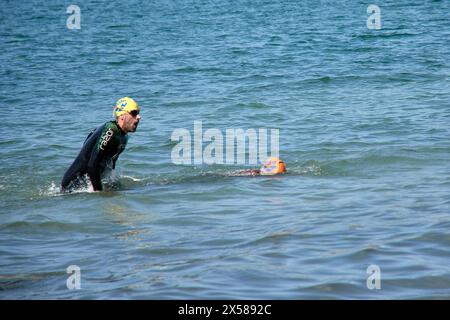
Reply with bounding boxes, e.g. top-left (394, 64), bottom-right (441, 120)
top-left (1, 0), bottom-right (449, 299)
